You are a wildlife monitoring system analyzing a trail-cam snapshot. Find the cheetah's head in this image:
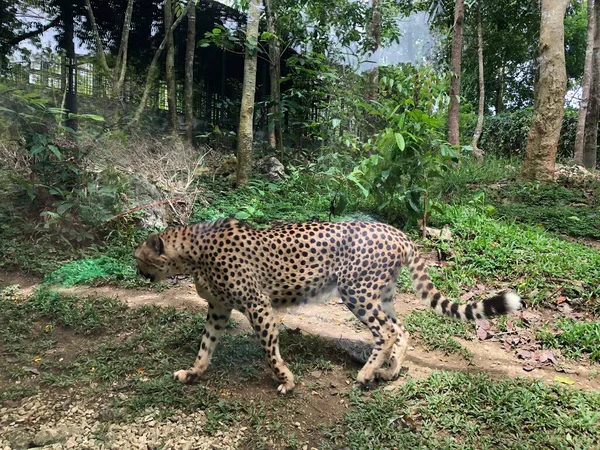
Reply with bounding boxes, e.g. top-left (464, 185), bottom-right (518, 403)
top-left (134, 233), bottom-right (175, 283)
